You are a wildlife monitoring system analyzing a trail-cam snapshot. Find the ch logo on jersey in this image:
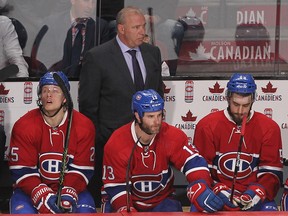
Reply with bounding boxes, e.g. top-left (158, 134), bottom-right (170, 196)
top-left (39, 152), bottom-right (66, 180)
top-left (131, 173), bottom-right (166, 199)
top-left (218, 152), bottom-right (253, 179)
